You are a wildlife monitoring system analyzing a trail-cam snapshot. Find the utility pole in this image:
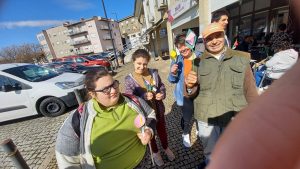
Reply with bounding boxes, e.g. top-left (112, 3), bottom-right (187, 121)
top-left (101, 0), bottom-right (119, 69)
